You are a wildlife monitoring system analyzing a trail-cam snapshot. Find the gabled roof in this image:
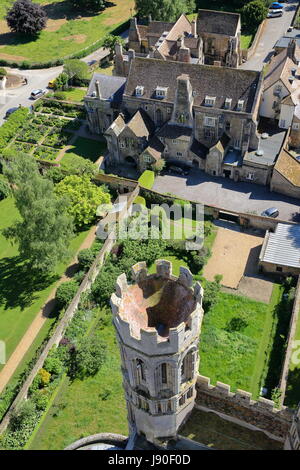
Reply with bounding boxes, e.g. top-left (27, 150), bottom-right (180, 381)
top-left (263, 50), bottom-right (296, 93)
top-left (274, 148), bottom-right (300, 187)
top-left (156, 123), bottom-right (193, 141)
top-left (190, 139), bottom-right (208, 159)
top-left (141, 136), bottom-right (165, 161)
top-left (197, 9), bottom-right (240, 36)
top-left (124, 57), bottom-right (261, 113)
top-left (123, 108), bottom-right (155, 138)
top-left (87, 73), bottom-right (126, 104)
